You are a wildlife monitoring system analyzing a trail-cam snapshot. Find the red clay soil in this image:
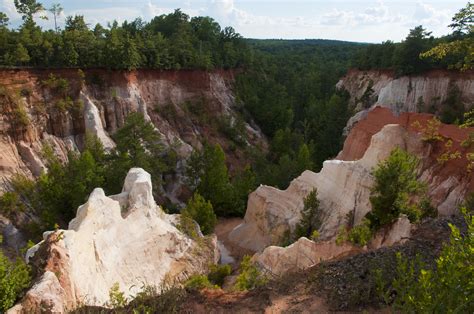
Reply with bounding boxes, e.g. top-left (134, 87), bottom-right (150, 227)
top-left (0, 68), bottom-right (236, 92)
top-left (338, 106), bottom-right (474, 193)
